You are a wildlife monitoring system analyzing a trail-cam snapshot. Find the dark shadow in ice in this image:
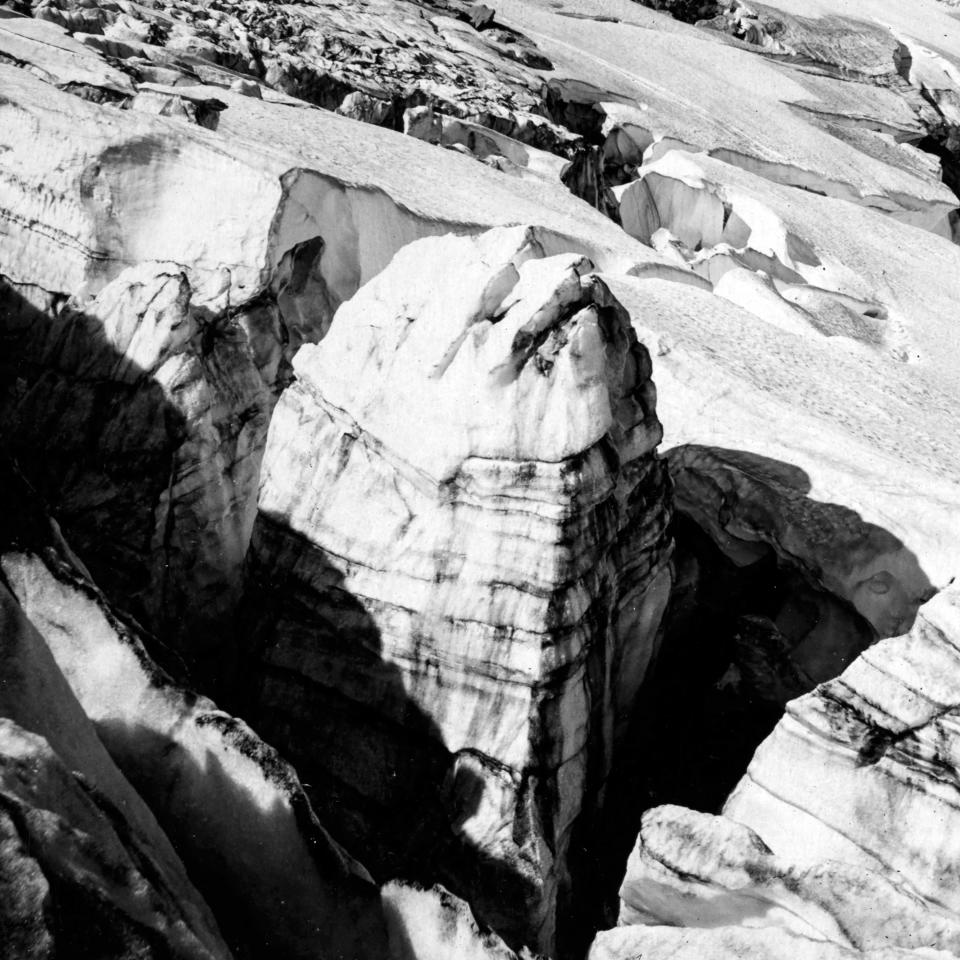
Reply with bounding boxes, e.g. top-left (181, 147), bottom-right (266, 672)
top-left (95, 713), bottom-right (390, 960)
top-left (239, 510), bottom-right (542, 954)
top-left (0, 280), bottom-right (394, 959)
top-left (0, 275), bottom-right (196, 680)
top-left (0, 454), bottom-right (390, 960)
top-left (594, 445), bottom-right (934, 929)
